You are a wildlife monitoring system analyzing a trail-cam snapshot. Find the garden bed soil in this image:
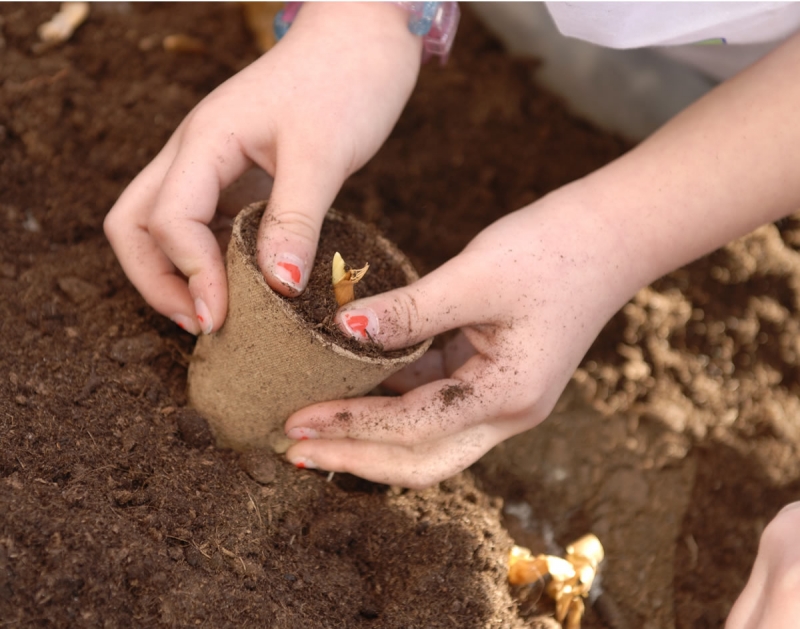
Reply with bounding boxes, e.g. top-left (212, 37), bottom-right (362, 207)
top-left (2, 4), bottom-right (799, 629)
